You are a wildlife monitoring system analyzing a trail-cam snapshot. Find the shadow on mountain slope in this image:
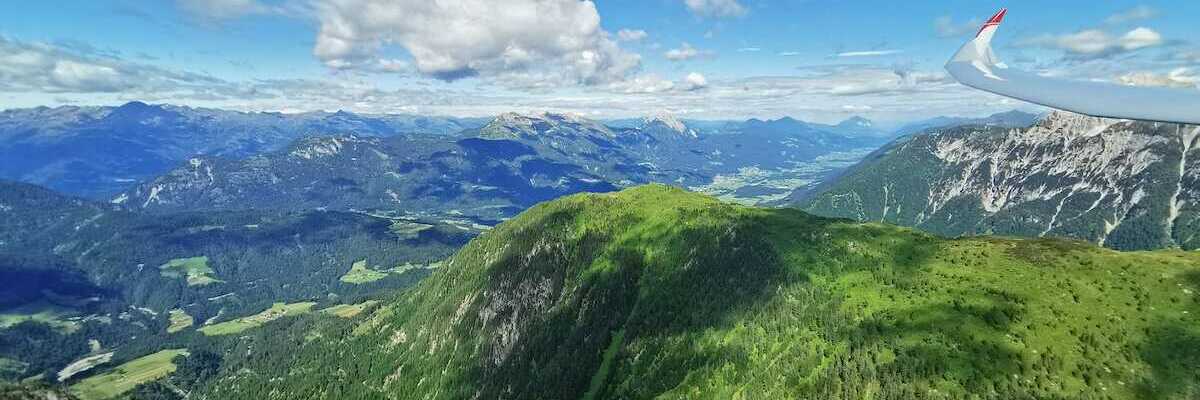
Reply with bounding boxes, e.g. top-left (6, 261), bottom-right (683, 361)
top-left (1137, 269), bottom-right (1200, 399)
